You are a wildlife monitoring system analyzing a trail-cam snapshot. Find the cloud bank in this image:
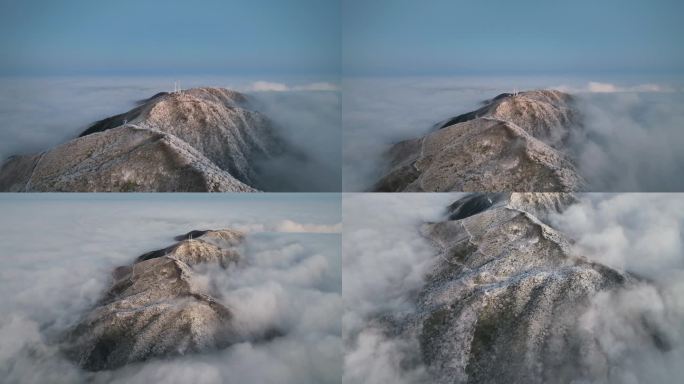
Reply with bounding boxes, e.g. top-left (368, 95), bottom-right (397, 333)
top-left (549, 194), bottom-right (684, 383)
top-left (342, 193), bottom-right (459, 384)
top-left (0, 194), bottom-right (341, 384)
top-left (248, 88), bottom-right (341, 191)
top-left (554, 81), bottom-right (677, 94)
top-left (276, 220), bottom-right (342, 233)
top-left (246, 81), bottom-right (338, 92)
